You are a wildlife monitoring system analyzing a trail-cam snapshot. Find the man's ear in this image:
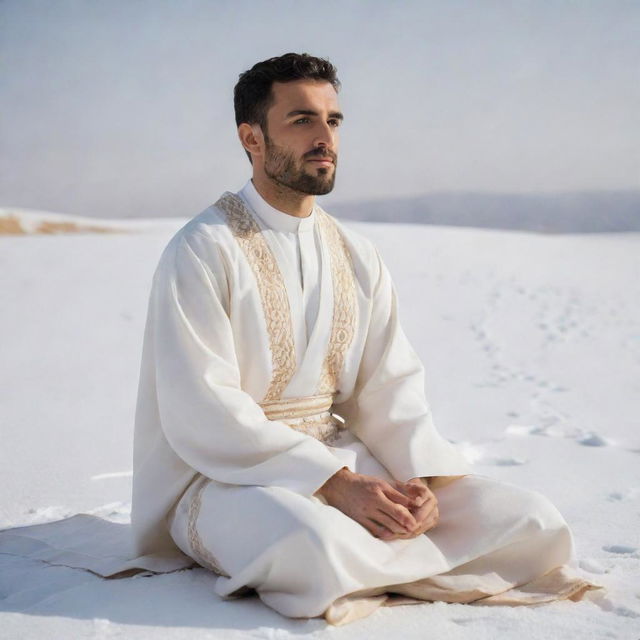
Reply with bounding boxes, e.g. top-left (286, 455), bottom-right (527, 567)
top-left (237, 123), bottom-right (264, 161)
